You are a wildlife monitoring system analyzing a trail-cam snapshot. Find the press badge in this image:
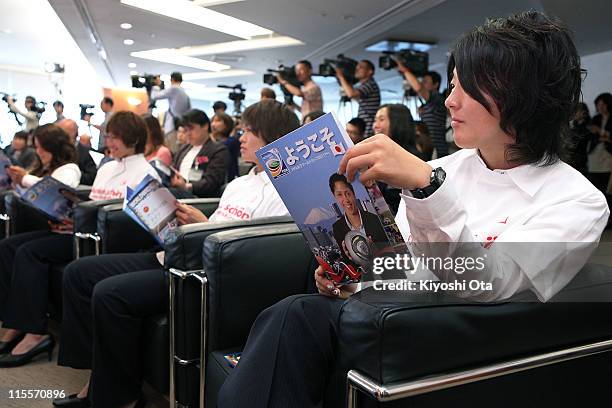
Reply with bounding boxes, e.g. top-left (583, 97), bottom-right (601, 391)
top-left (188, 168), bottom-right (203, 182)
